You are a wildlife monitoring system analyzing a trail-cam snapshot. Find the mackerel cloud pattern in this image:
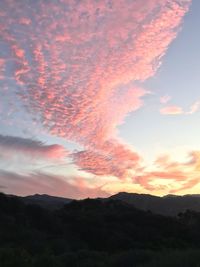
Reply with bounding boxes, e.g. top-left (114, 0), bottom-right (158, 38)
top-left (0, 0), bottom-right (191, 179)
